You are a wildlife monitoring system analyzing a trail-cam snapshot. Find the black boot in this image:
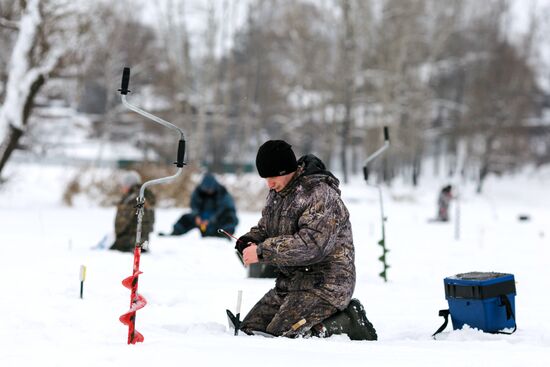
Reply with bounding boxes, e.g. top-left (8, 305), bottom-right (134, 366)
top-left (345, 299), bottom-right (378, 340)
top-left (321, 298), bottom-right (377, 341)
